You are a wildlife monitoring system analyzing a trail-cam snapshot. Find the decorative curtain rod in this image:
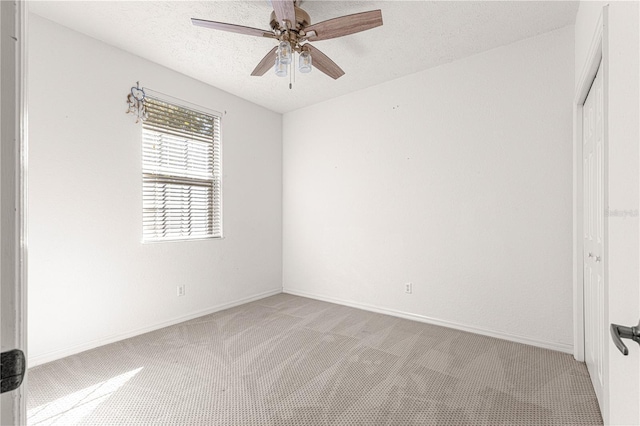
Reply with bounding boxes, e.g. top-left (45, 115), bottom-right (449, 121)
top-left (126, 82), bottom-right (225, 123)
top-left (126, 81), bottom-right (148, 123)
